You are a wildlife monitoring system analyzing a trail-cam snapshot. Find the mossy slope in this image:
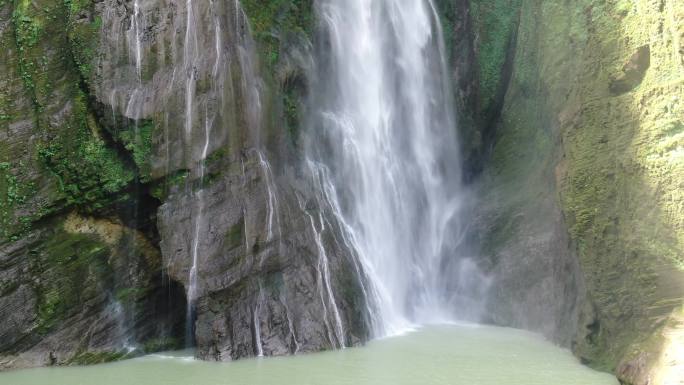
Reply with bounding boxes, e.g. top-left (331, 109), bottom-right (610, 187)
top-left (472, 0), bottom-right (684, 383)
